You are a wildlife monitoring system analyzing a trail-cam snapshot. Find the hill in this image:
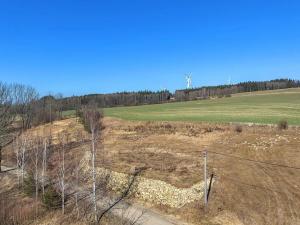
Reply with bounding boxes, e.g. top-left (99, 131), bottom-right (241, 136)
top-left (104, 88), bottom-right (300, 125)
